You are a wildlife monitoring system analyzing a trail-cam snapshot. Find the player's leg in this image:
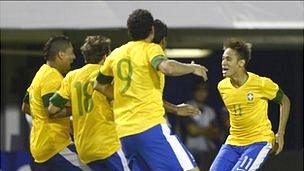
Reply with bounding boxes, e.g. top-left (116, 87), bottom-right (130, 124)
top-left (231, 142), bottom-right (272, 171)
top-left (31, 144), bottom-right (85, 171)
top-left (137, 124), bottom-right (198, 171)
top-left (120, 135), bottom-right (142, 171)
top-left (209, 144), bottom-right (240, 171)
top-left (87, 147), bottom-right (130, 171)
top-left (106, 148), bottom-right (131, 171)
top-left (31, 160), bottom-right (52, 171)
top-left (51, 144), bottom-right (89, 171)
